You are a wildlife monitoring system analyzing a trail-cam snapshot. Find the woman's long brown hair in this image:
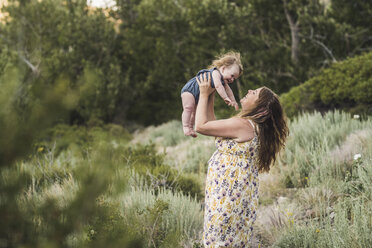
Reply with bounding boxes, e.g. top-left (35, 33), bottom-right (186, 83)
top-left (238, 87), bottom-right (289, 172)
